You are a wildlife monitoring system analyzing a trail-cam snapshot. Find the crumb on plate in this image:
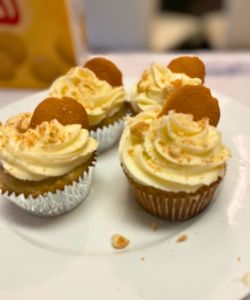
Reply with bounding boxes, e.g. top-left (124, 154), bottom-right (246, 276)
top-left (176, 234), bottom-right (188, 243)
top-left (112, 234), bottom-right (129, 249)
